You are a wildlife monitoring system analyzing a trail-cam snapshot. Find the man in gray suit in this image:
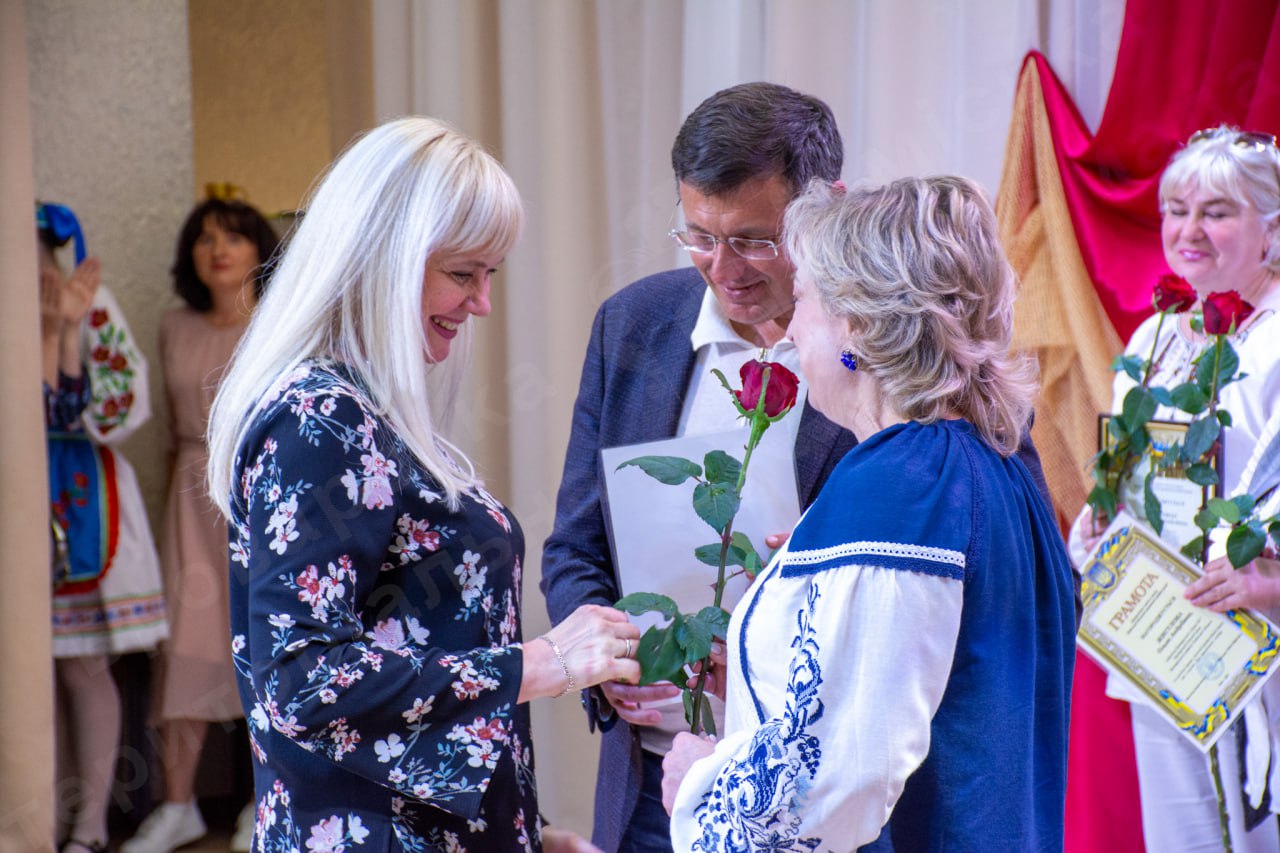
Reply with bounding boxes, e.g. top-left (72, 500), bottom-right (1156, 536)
top-left (542, 81), bottom-right (1051, 852)
top-left (540, 82), bottom-right (857, 853)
